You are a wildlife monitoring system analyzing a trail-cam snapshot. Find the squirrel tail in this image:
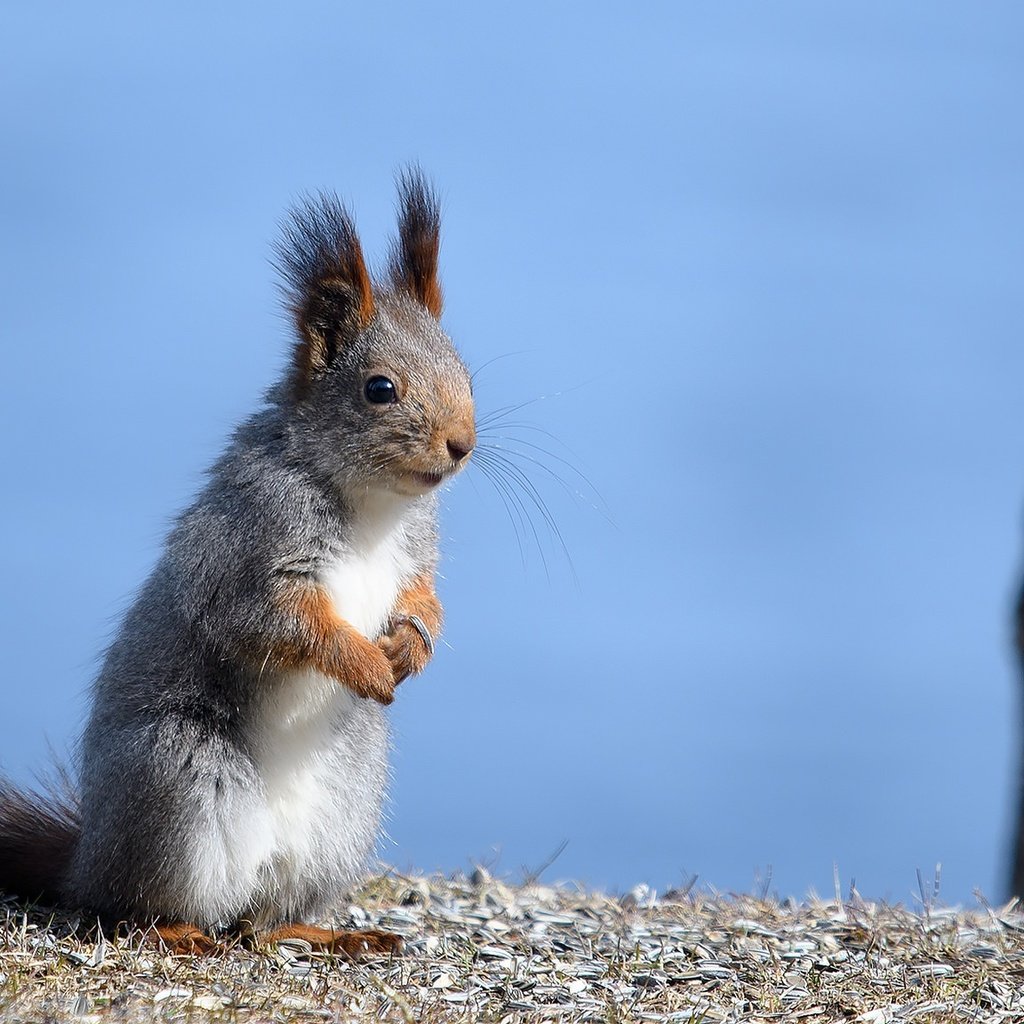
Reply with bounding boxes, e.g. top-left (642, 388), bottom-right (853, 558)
top-left (0, 772), bottom-right (79, 905)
